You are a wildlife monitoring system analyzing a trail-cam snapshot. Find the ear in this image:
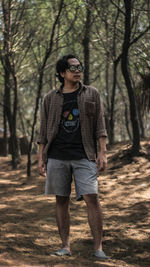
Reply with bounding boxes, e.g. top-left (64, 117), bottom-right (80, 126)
top-left (60, 72), bottom-right (65, 78)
